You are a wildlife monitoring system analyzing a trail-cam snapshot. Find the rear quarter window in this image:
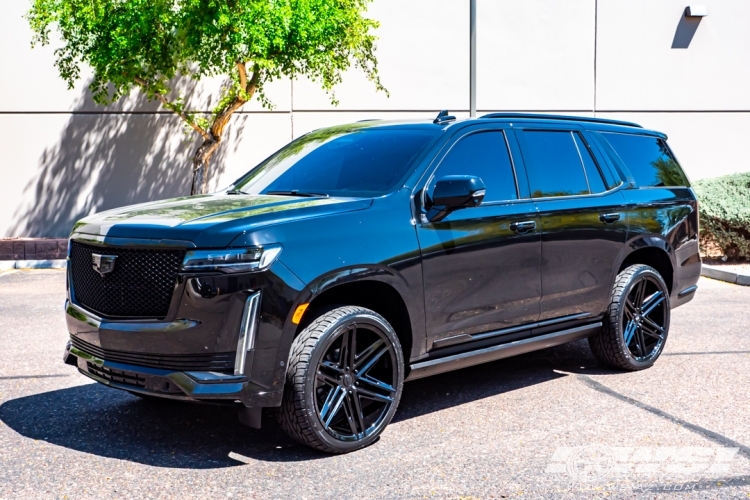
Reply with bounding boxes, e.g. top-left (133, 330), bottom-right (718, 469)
top-left (601, 133), bottom-right (690, 188)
